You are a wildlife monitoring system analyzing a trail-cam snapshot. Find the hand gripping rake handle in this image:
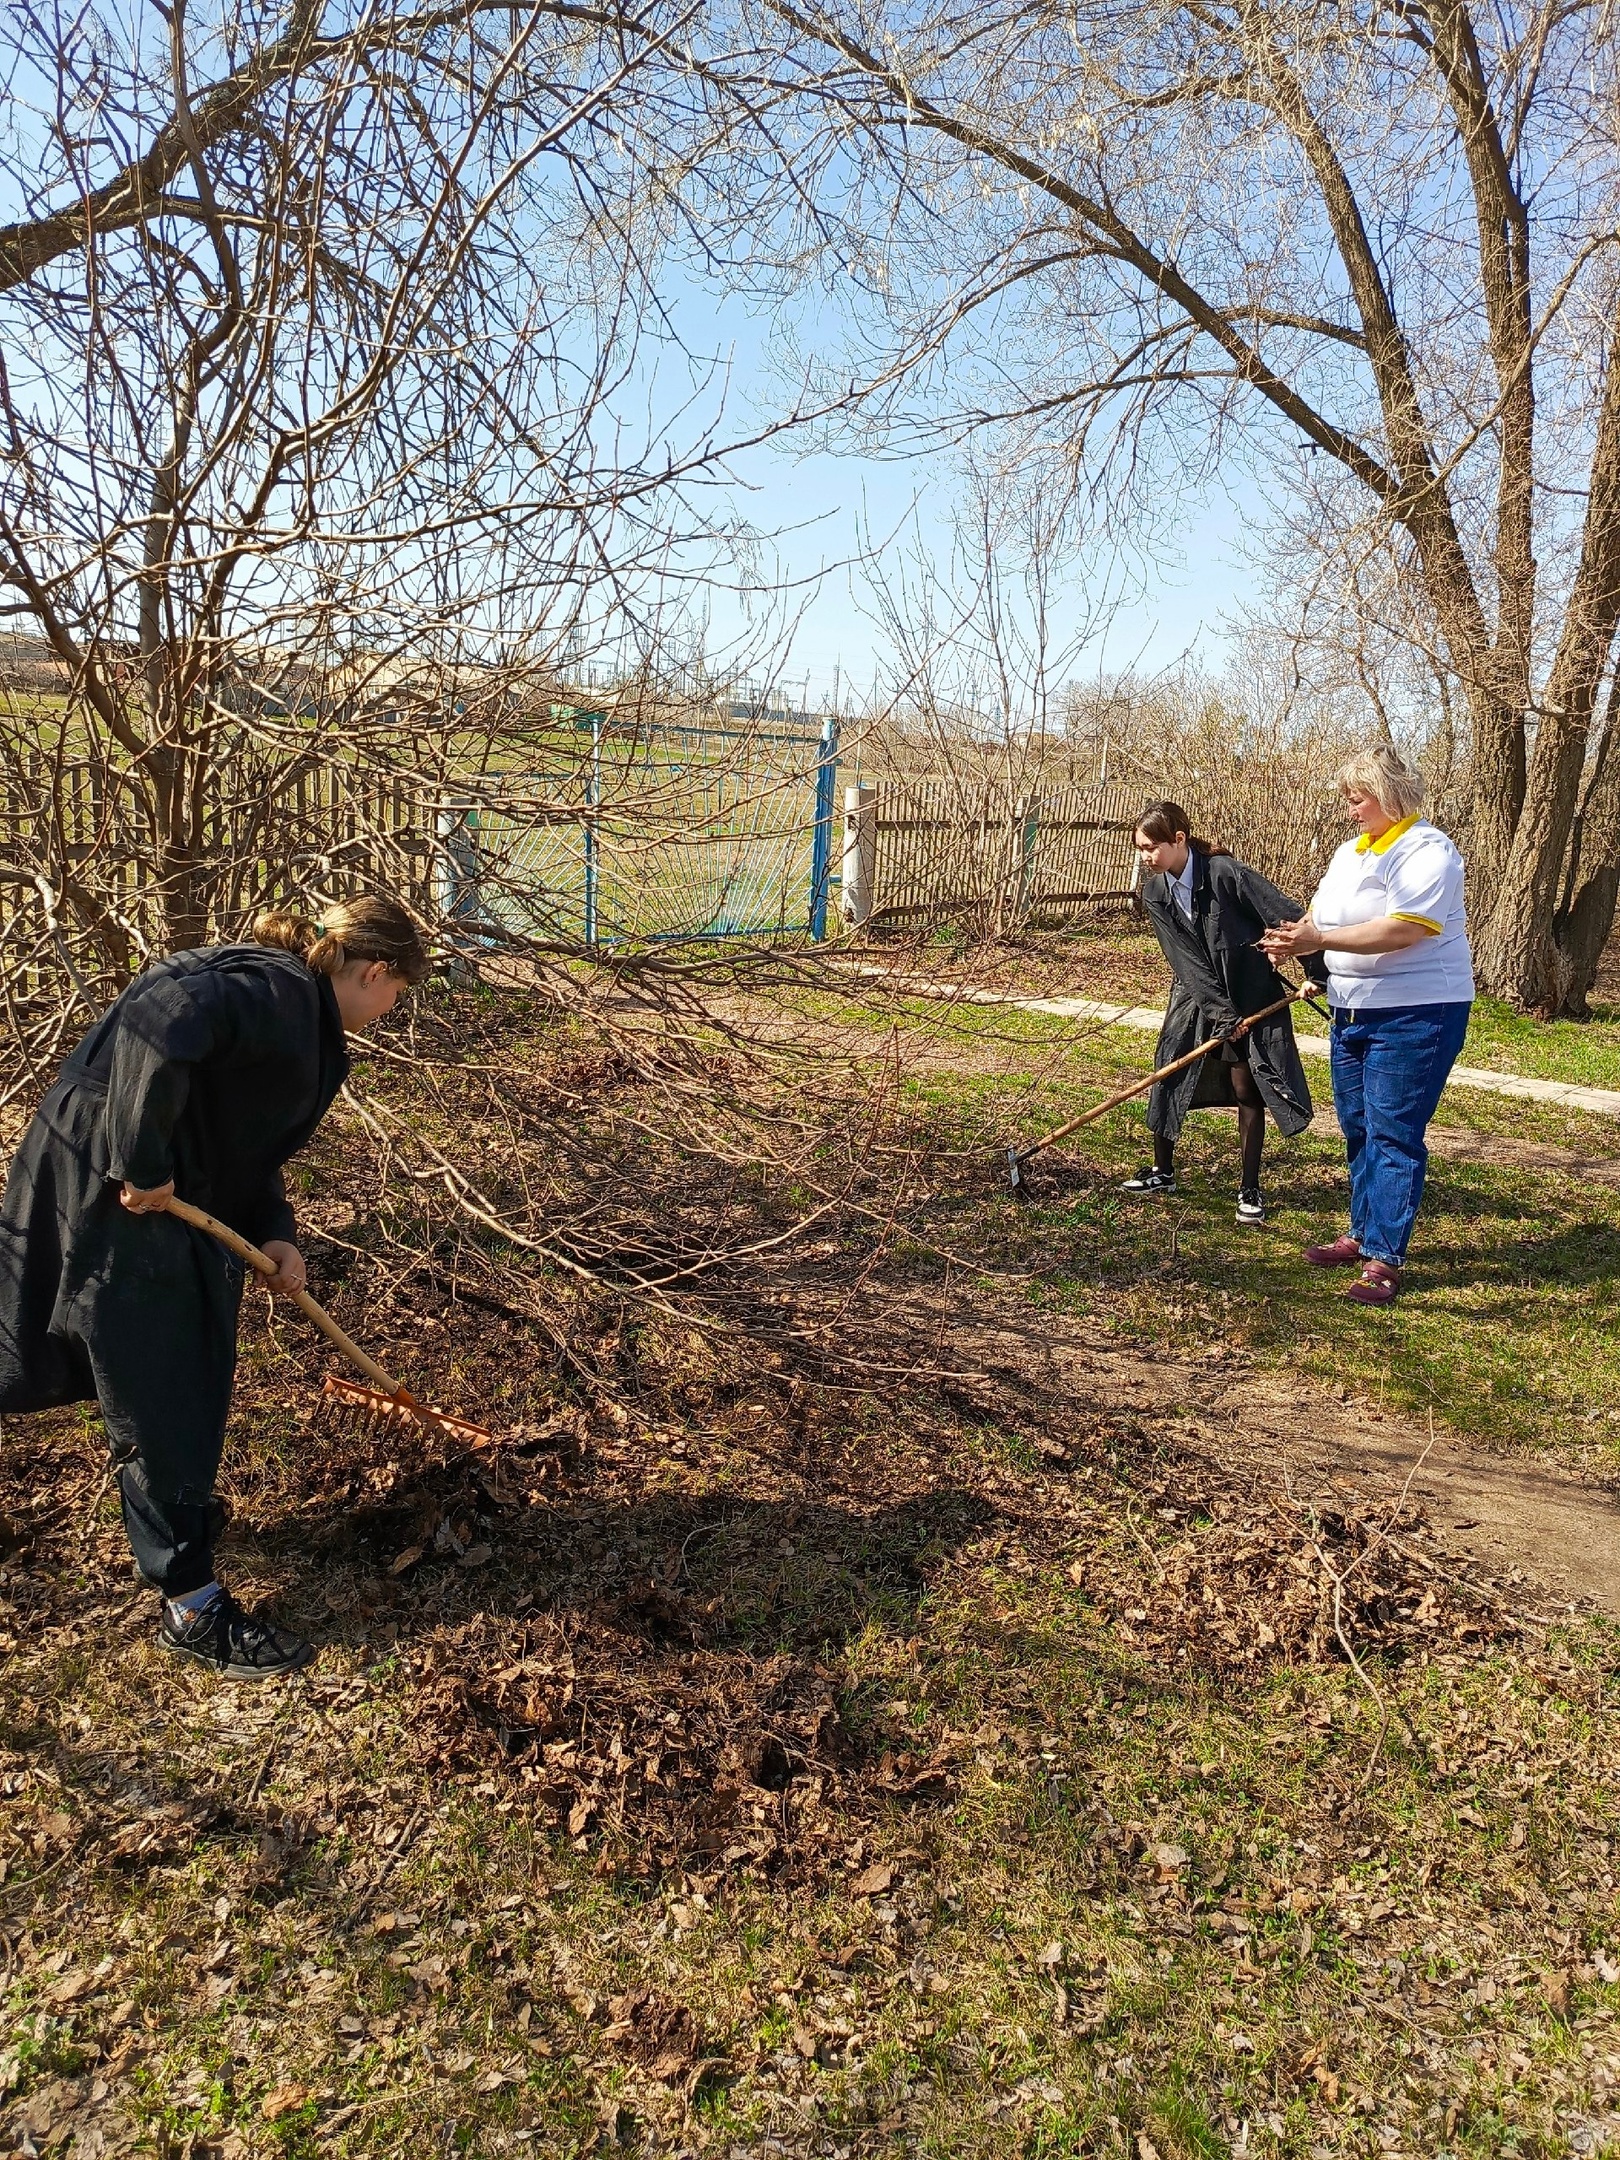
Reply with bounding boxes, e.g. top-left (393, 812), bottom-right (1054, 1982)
top-left (161, 1195), bottom-right (408, 1395)
top-left (1006, 983), bottom-right (1315, 1190)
